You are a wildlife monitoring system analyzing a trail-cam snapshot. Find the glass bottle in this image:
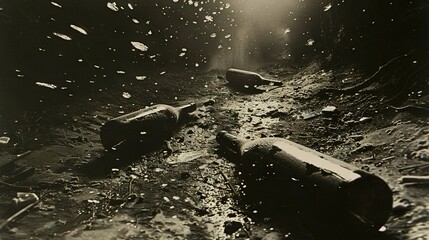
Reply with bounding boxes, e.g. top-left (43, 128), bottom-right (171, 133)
top-left (226, 68), bottom-right (282, 88)
top-left (100, 103), bottom-right (196, 151)
top-left (216, 131), bottom-right (392, 234)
